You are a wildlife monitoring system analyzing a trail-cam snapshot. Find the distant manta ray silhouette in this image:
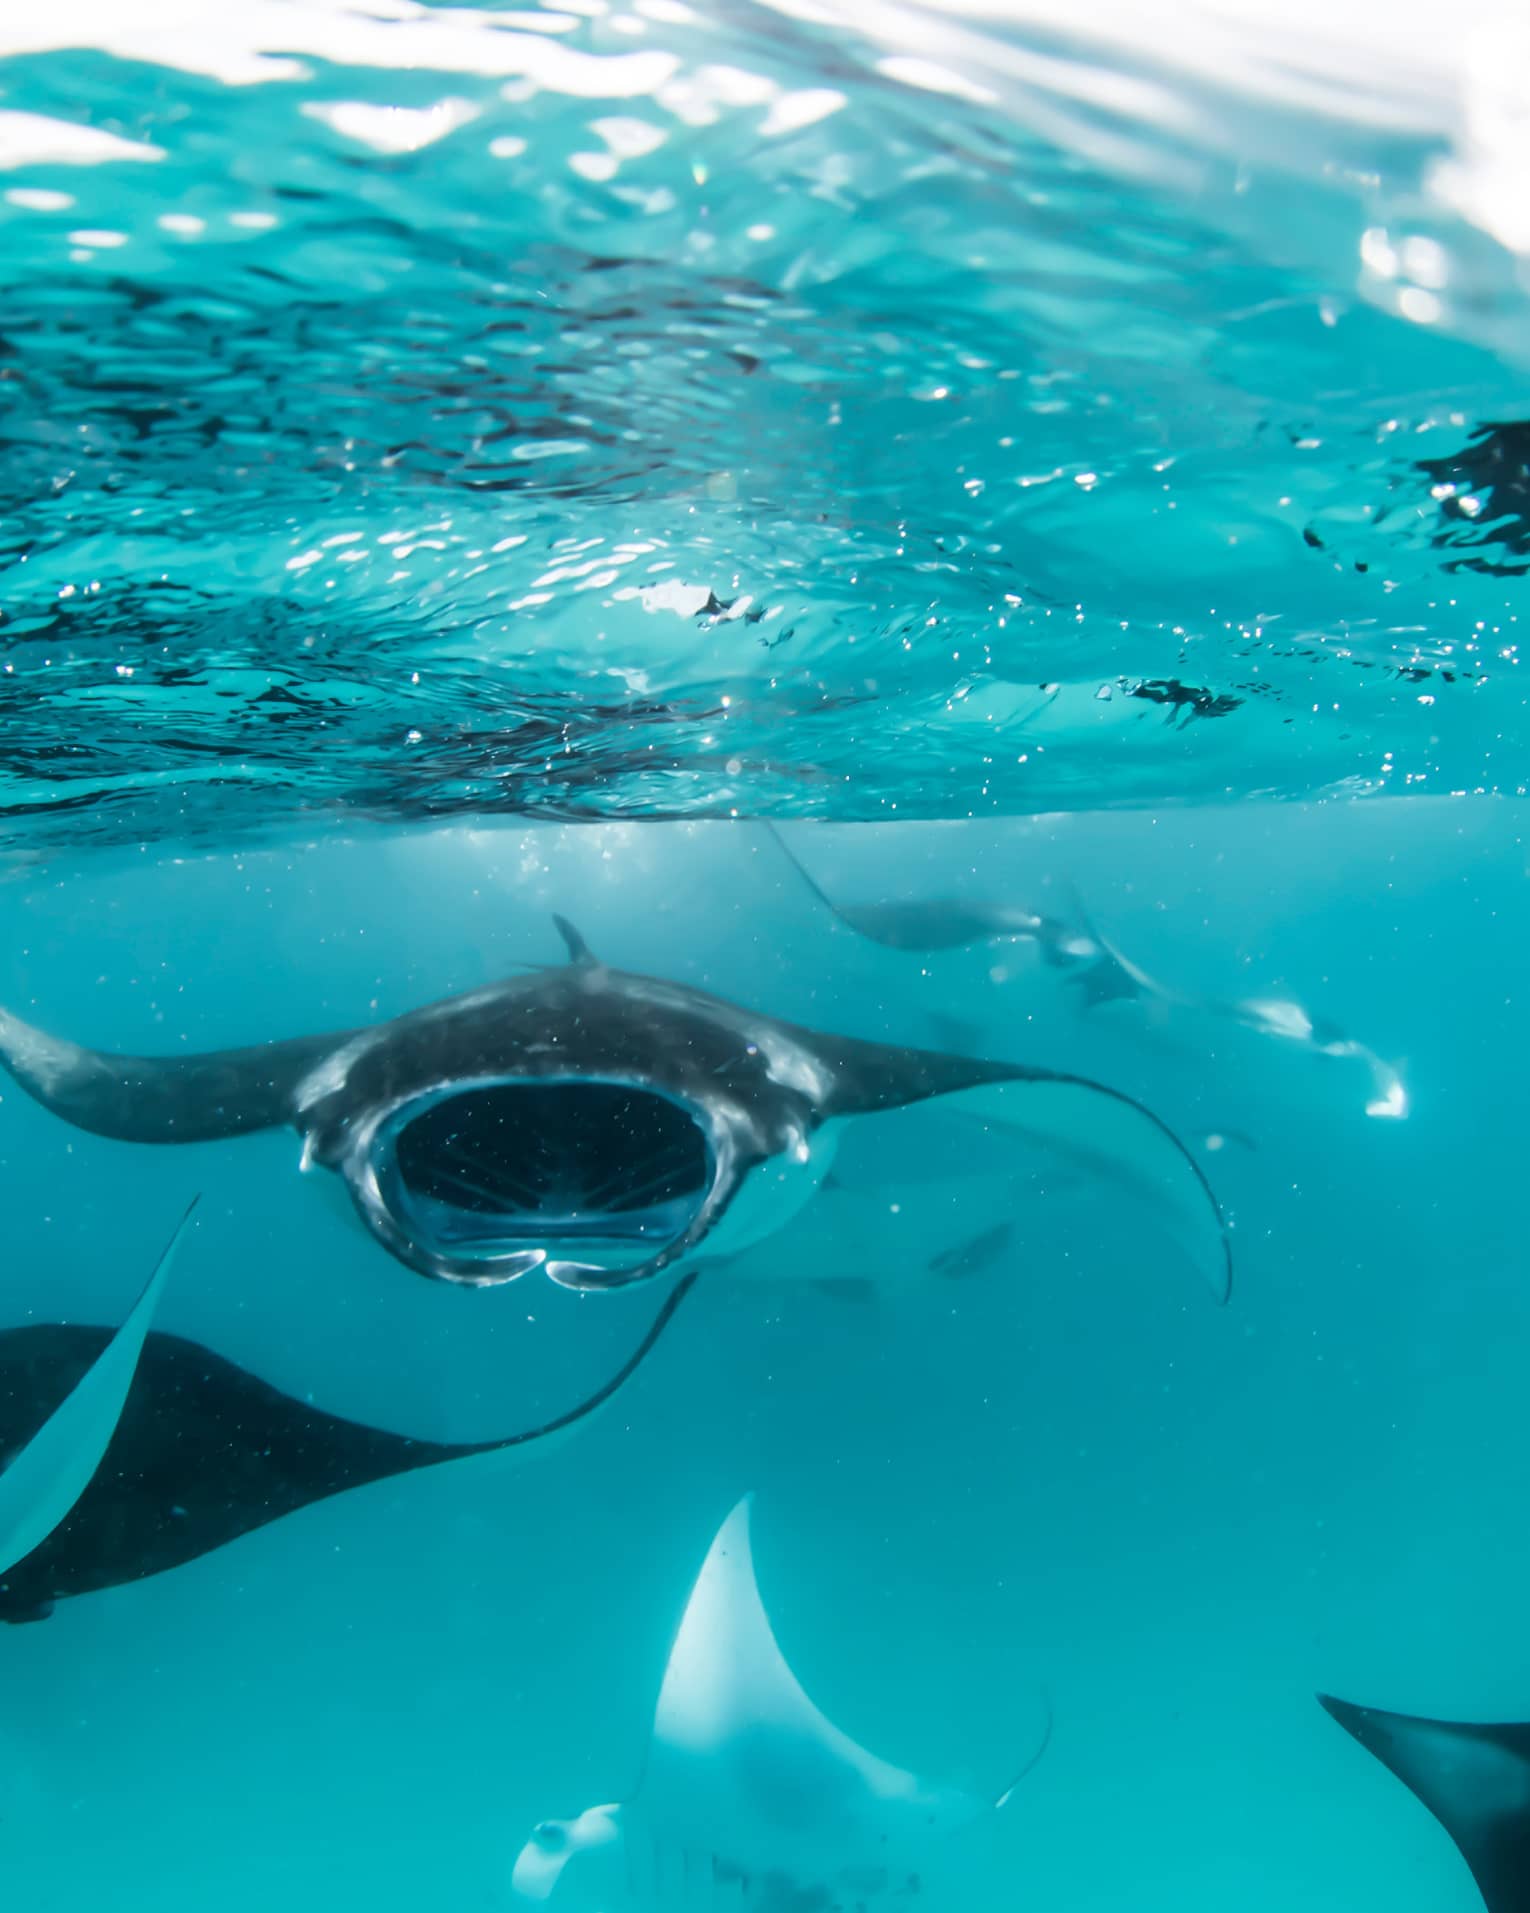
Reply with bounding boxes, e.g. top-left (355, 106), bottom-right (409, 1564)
top-left (1320, 1693), bottom-right (1530, 1913)
top-left (768, 825), bottom-right (1406, 1121)
top-left (0, 915), bottom-right (1232, 1302)
top-left (511, 1496), bottom-right (1048, 1912)
top-left (764, 821), bottom-right (1094, 966)
top-left (1059, 895), bottom-right (1408, 1119)
top-left (0, 1207), bottom-right (694, 1622)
